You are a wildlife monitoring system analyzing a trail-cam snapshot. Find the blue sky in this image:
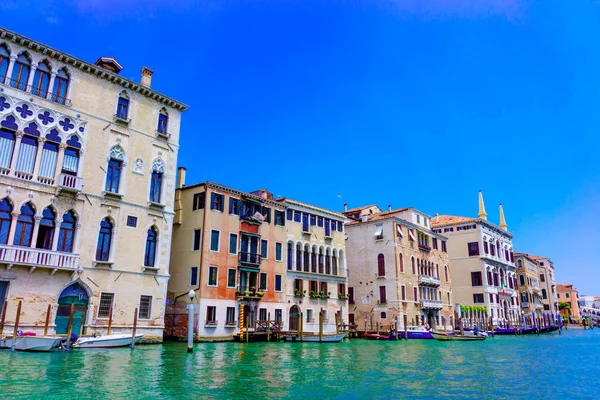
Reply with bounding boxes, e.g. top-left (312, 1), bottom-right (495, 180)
top-left (2, 0), bottom-right (598, 294)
